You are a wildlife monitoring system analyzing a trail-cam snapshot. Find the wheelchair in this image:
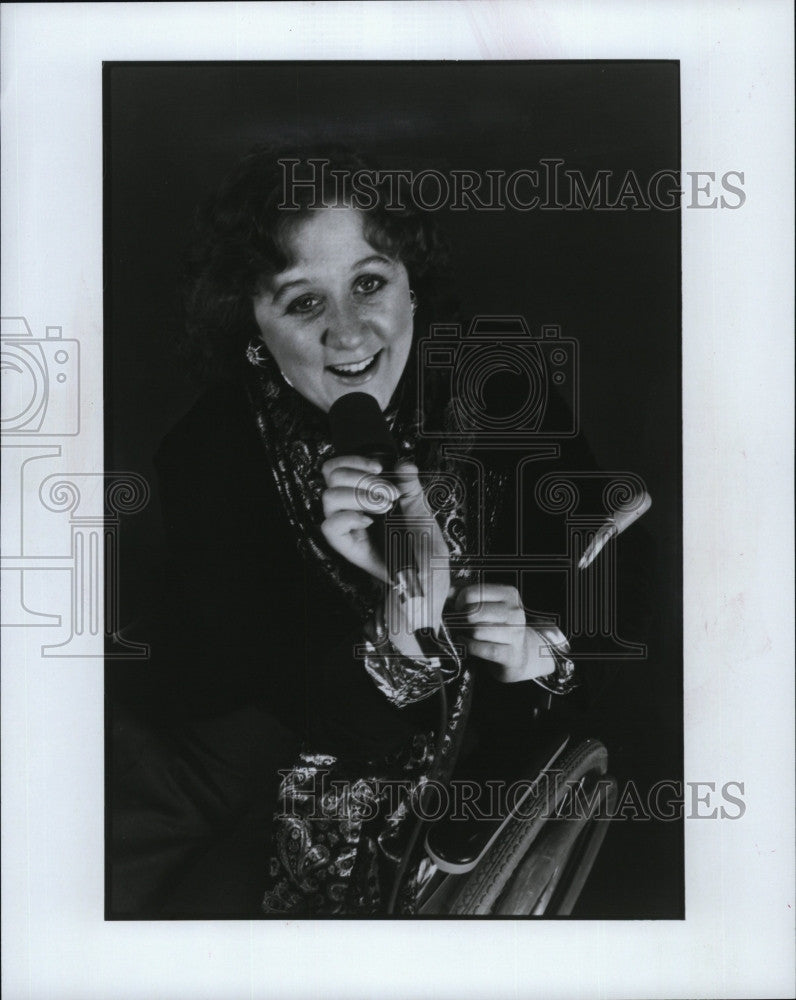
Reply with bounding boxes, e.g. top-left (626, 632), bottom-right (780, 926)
top-left (415, 735), bottom-right (617, 916)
